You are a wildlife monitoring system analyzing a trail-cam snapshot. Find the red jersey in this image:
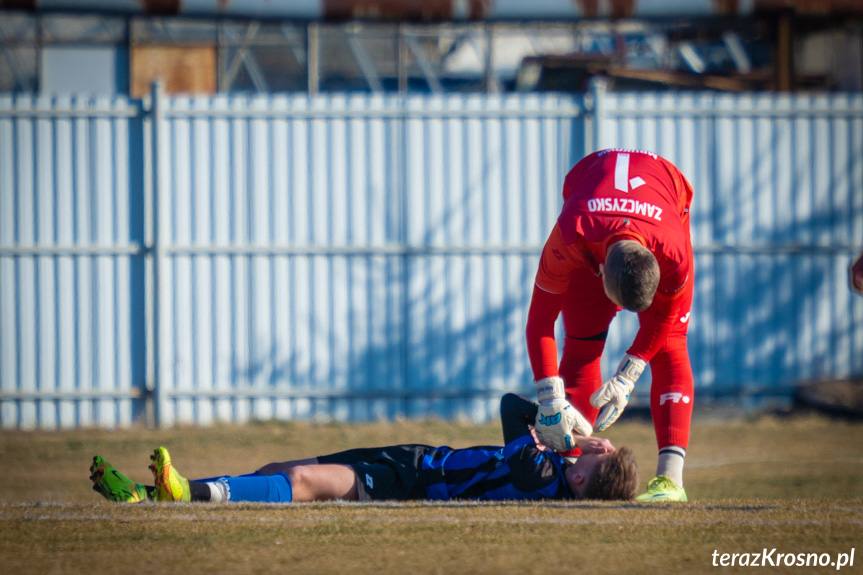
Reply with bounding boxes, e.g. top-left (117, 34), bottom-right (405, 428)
top-left (528, 149), bottom-right (694, 379)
